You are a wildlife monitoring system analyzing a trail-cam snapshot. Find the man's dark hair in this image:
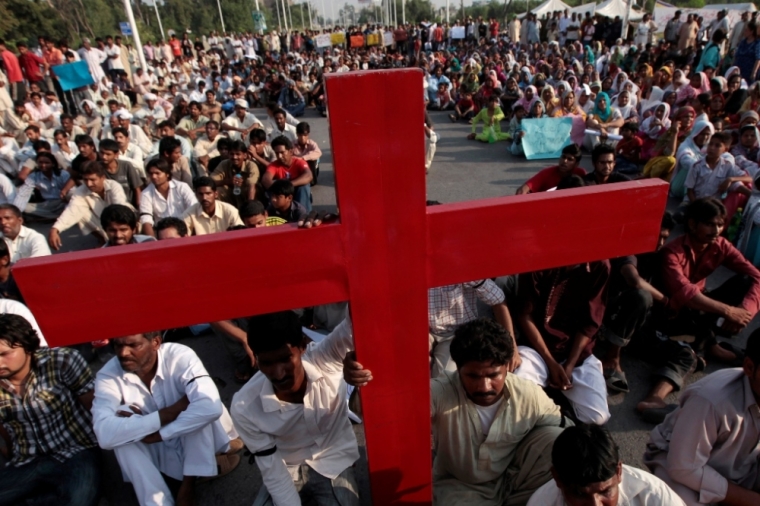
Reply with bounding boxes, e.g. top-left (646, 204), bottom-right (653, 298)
top-left (711, 131), bottom-right (732, 147)
top-left (80, 160), bottom-right (107, 177)
top-left (561, 143), bottom-right (582, 161)
top-left (75, 134), bottom-right (96, 148)
top-left (207, 120), bottom-right (219, 129)
top-left (157, 120), bottom-right (176, 130)
top-left (193, 176), bottom-right (217, 191)
top-left (99, 138), bottom-right (120, 153)
top-left (552, 424), bottom-right (620, 488)
top-left (0, 237), bottom-right (9, 260)
top-left (712, 29), bottom-right (727, 43)
top-left (557, 174), bottom-right (585, 190)
top-left (449, 318), bottom-right (514, 369)
top-left (159, 136), bottom-right (182, 157)
top-left (271, 135), bottom-right (293, 151)
top-left (695, 93), bottom-right (711, 108)
top-left (591, 143), bottom-right (615, 165)
top-left (24, 125), bottom-right (41, 134)
top-left (217, 137), bottom-right (232, 150)
top-left (239, 200), bottom-right (267, 219)
top-left (188, 100), bottom-right (201, 109)
top-left (686, 197), bottom-right (727, 224)
top-left (101, 204), bottom-right (137, 229)
top-left (247, 311), bottom-right (305, 354)
top-left (228, 140), bottom-right (247, 153)
top-left (32, 140), bottom-right (50, 152)
top-left (661, 211), bottom-right (675, 231)
top-left (0, 204), bottom-right (22, 218)
top-left (0, 314), bottom-right (40, 354)
top-left (621, 121), bottom-right (637, 133)
top-left (296, 122), bottom-right (311, 135)
top-left (269, 178), bottom-right (295, 197)
top-left (112, 126), bottom-right (129, 138)
top-left (155, 217), bottom-right (188, 237)
top-left (250, 128), bottom-right (267, 144)
top-left (146, 158), bottom-right (172, 177)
